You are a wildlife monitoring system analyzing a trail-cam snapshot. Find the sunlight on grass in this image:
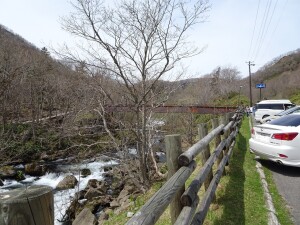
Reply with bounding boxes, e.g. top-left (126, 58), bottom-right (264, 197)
top-left (104, 117), bottom-right (293, 225)
top-left (205, 117), bottom-right (268, 225)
